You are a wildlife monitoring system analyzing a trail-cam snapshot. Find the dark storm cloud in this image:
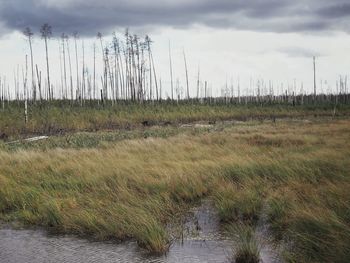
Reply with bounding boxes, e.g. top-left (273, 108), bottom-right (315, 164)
top-left (316, 3), bottom-right (350, 18)
top-left (0, 0), bottom-right (350, 36)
